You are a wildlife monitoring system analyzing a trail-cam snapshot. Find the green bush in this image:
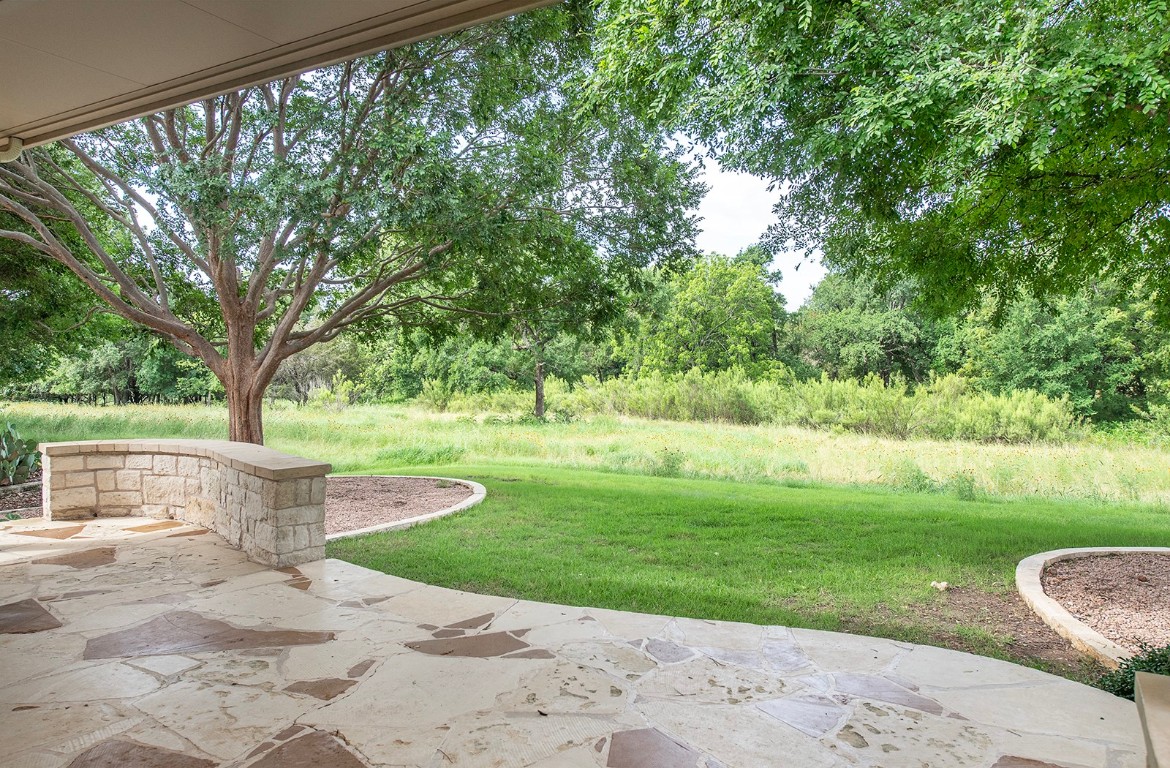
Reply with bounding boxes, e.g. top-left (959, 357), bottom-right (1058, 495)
top-left (886, 460), bottom-right (939, 493)
top-left (416, 367), bottom-right (1081, 444)
top-left (567, 369), bottom-right (770, 425)
top-left (559, 371), bottom-right (1079, 443)
top-left (1096, 644), bottom-right (1170, 700)
top-left (0, 422), bottom-right (40, 486)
